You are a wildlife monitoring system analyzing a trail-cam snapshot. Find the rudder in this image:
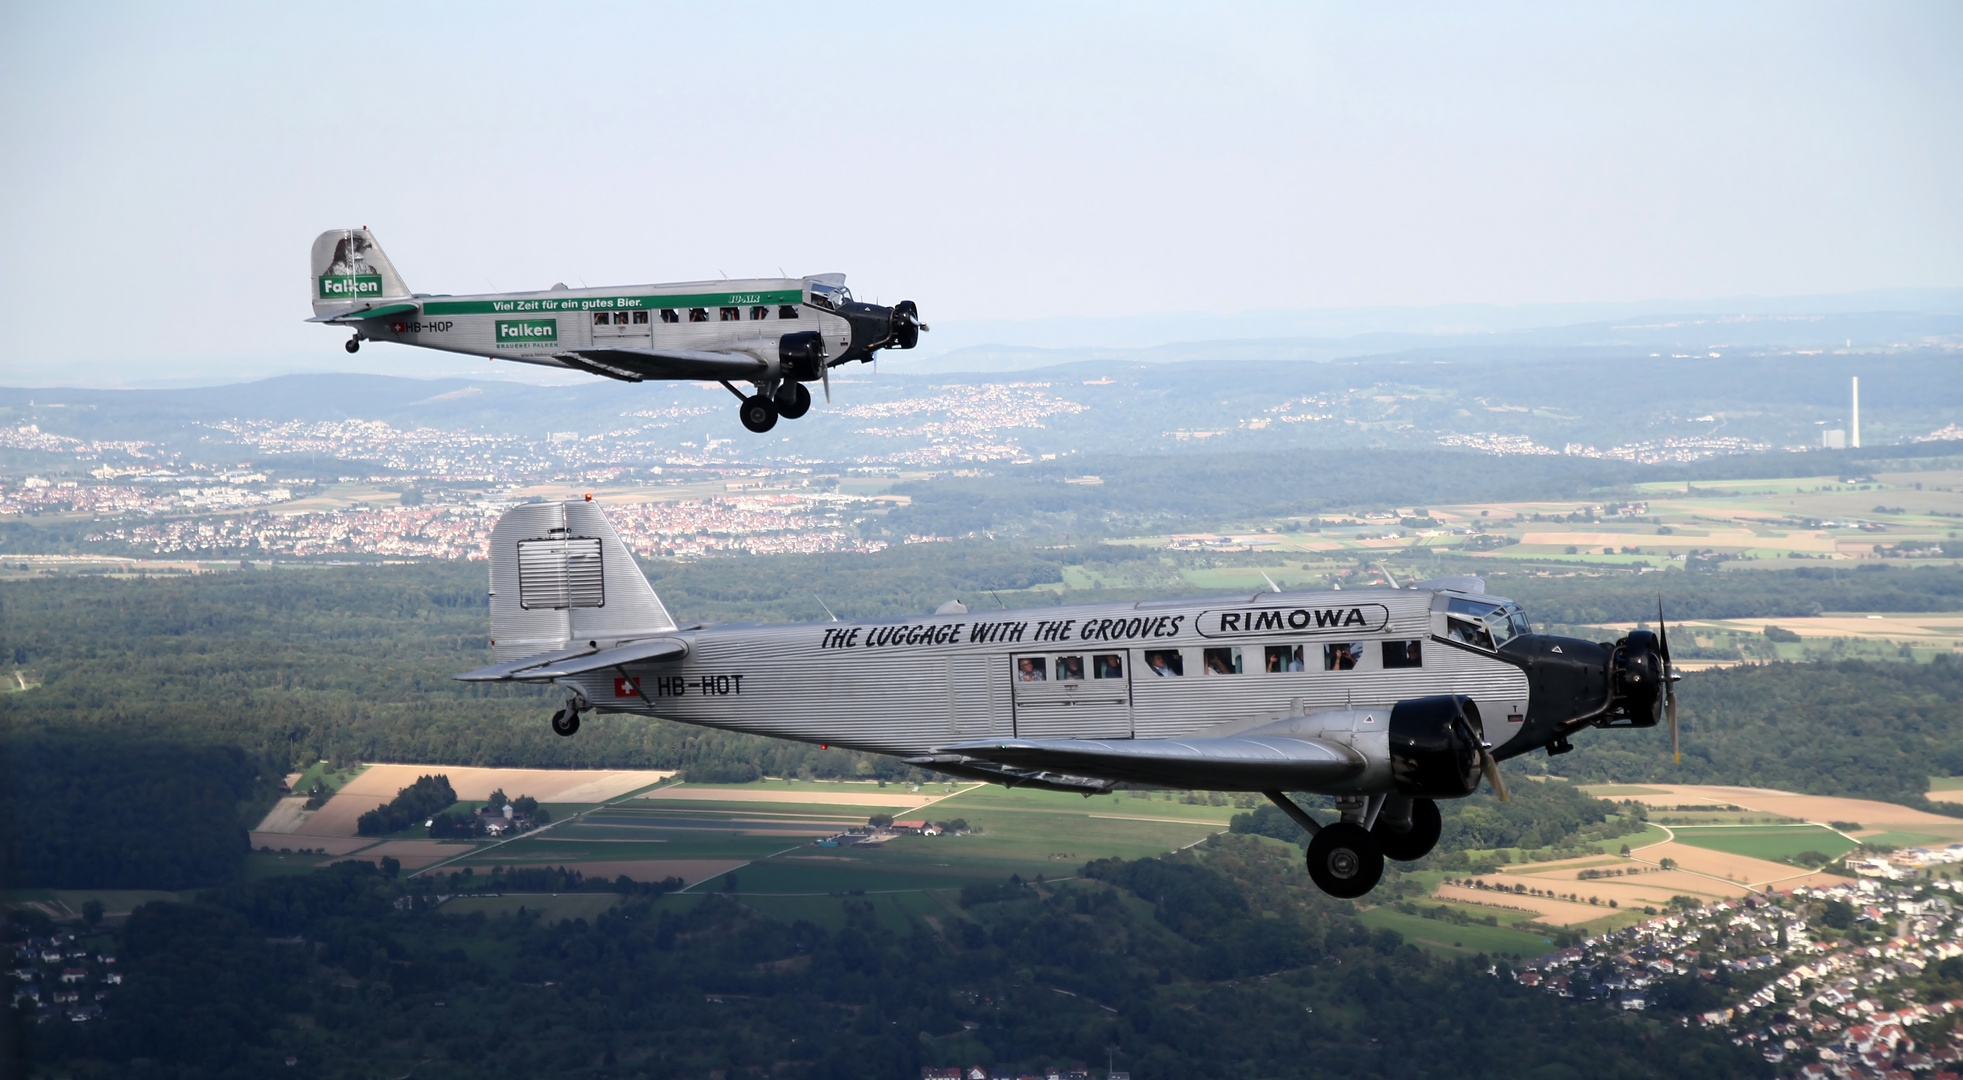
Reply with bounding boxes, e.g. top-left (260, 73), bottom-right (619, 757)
top-left (310, 228), bottom-right (411, 315)
top-left (486, 501), bottom-right (678, 662)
